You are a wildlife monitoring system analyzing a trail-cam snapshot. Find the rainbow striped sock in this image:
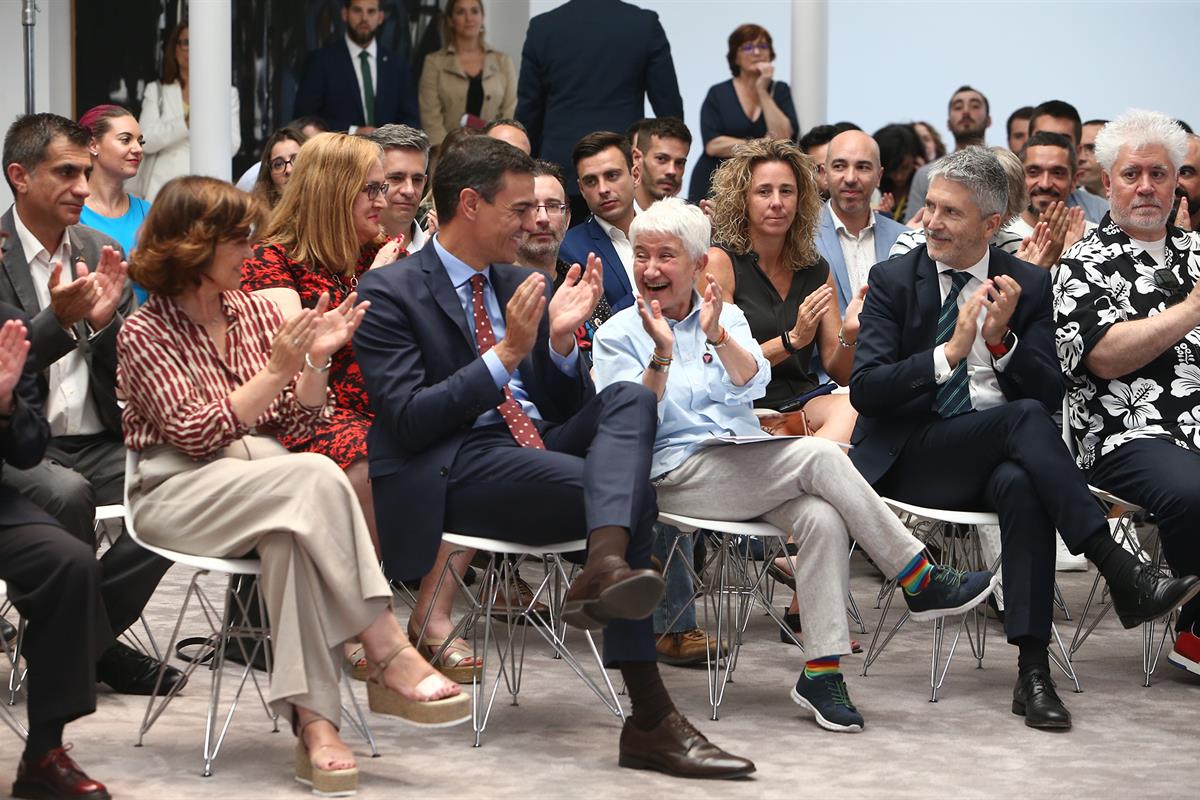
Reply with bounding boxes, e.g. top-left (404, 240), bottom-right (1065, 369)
top-left (803, 656), bottom-right (840, 679)
top-left (897, 554), bottom-right (934, 596)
